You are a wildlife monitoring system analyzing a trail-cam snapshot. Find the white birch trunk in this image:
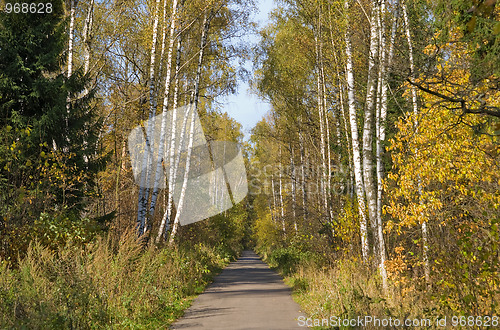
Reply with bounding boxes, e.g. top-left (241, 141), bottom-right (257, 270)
top-left (168, 102), bottom-right (196, 245)
top-left (67, 0), bottom-right (75, 79)
top-left (345, 0), bottom-right (369, 261)
top-left (65, 0), bottom-right (76, 141)
top-left (271, 173), bottom-right (278, 223)
top-left (169, 12), bottom-right (212, 245)
top-left (321, 58), bottom-right (334, 223)
top-left (315, 31), bottom-right (329, 225)
top-left (83, 0), bottom-right (94, 76)
top-left (329, 12), bottom-right (354, 198)
top-left (160, 80), bottom-right (191, 240)
top-left (148, 0), bottom-right (179, 228)
top-left (374, 0), bottom-right (397, 292)
top-left (81, 0), bottom-right (94, 165)
top-left (334, 52), bottom-right (354, 198)
top-left (340, 83), bottom-right (354, 197)
top-left (299, 129), bottom-right (308, 221)
top-left (158, 0), bottom-right (169, 77)
top-left (137, 0), bottom-right (163, 235)
top-left (290, 144), bottom-right (298, 234)
top-left (156, 27), bottom-right (183, 243)
top-left (362, 1), bottom-right (380, 242)
top-left (279, 147), bottom-right (286, 238)
top-left (403, 0), bottom-right (430, 288)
